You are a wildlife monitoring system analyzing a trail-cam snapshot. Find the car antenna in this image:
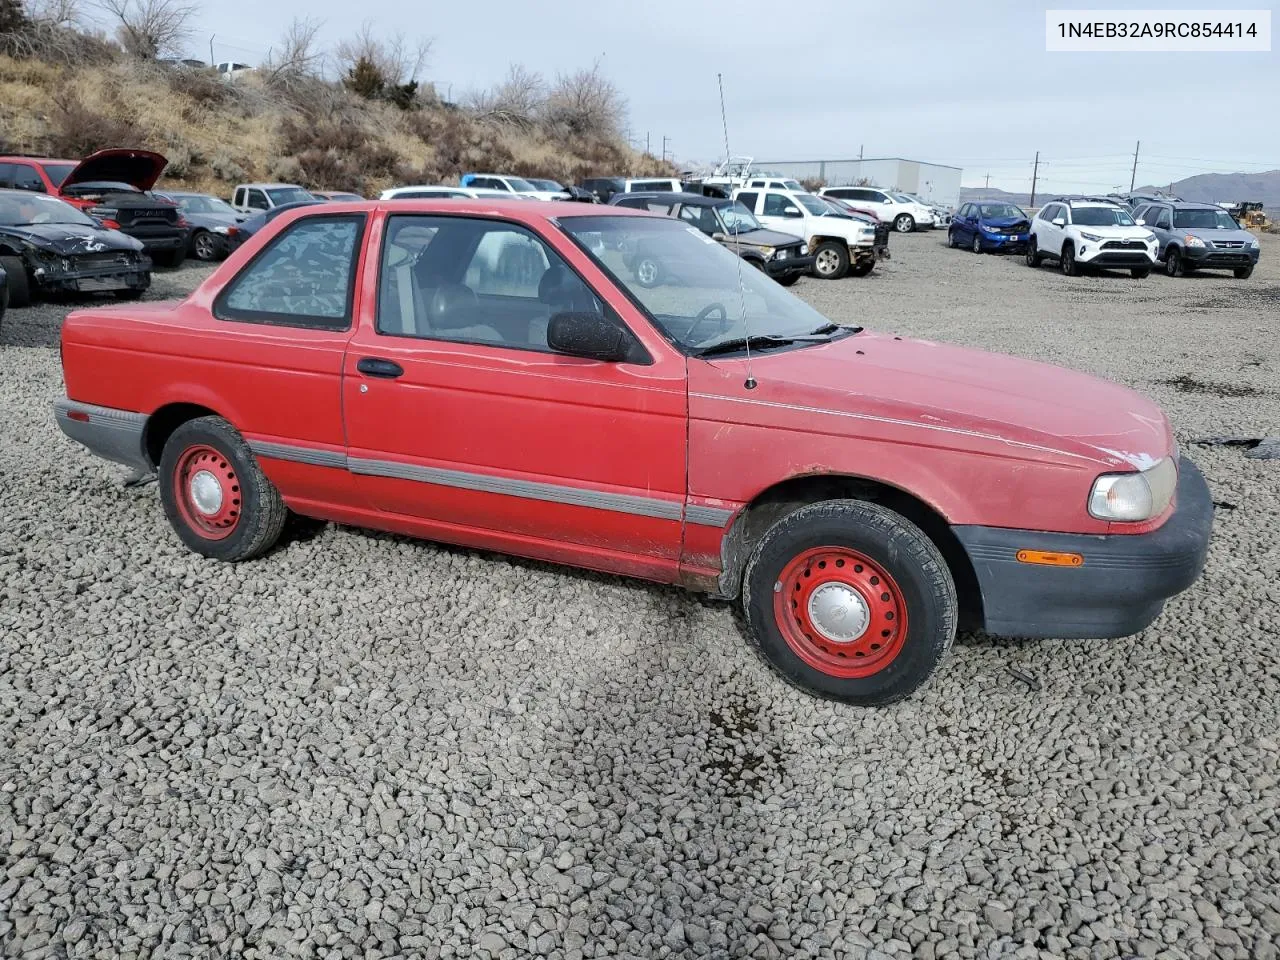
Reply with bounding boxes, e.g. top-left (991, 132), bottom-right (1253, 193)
top-left (719, 72), bottom-right (756, 390)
